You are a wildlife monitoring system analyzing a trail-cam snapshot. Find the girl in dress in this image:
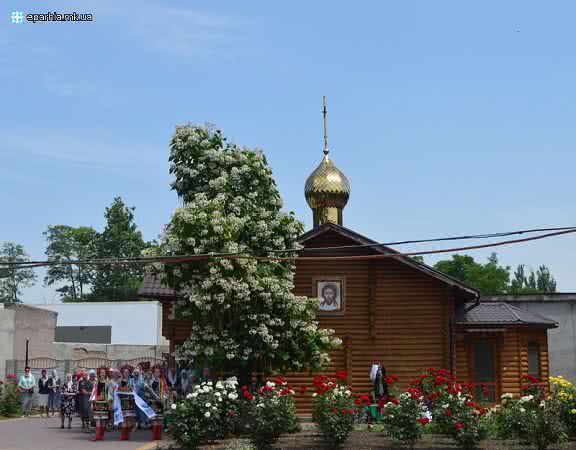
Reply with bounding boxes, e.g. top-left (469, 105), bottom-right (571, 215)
top-left (146, 365), bottom-right (167, 441)
top-left (117, 366), bottom-right (136, 440)
top-left (91, 367), bottom-right (111, 441)
top-left (60, 372), bottom-right (77, 429)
